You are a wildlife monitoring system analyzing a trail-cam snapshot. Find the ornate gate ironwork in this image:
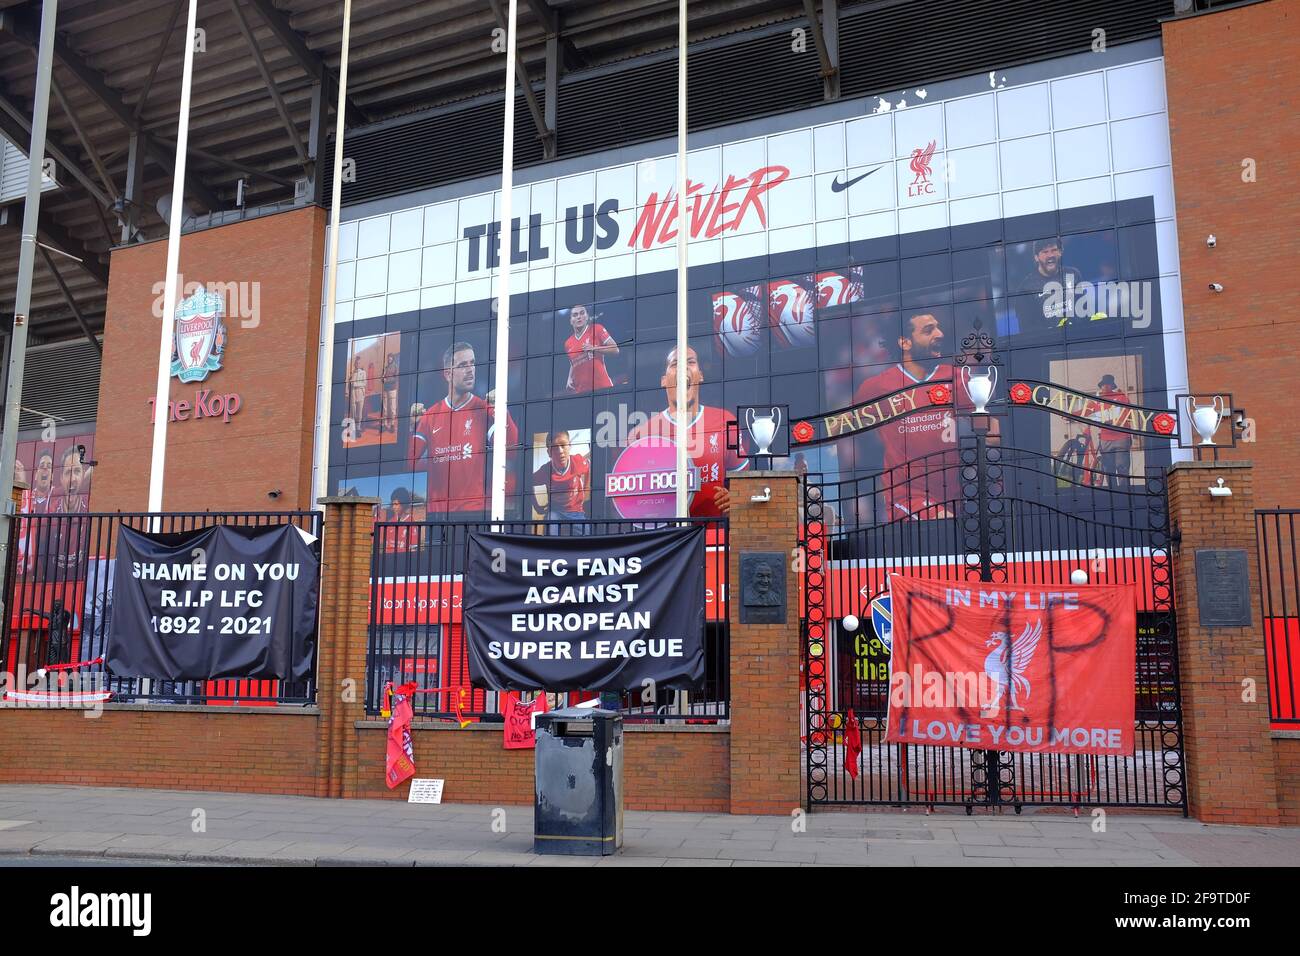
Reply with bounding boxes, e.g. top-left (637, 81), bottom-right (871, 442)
top-left (800, 417), bottom-right (1185, 814)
